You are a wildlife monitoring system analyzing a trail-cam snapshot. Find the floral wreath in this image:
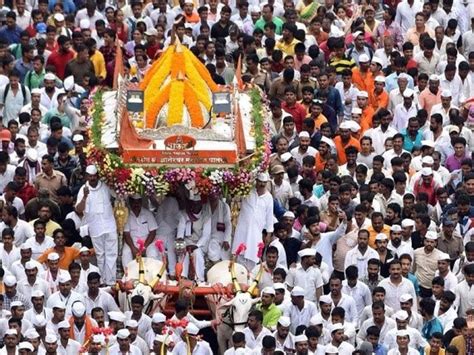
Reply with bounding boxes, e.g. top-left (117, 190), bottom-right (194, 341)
top-left (86, 88), bottom-right (272, 200)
